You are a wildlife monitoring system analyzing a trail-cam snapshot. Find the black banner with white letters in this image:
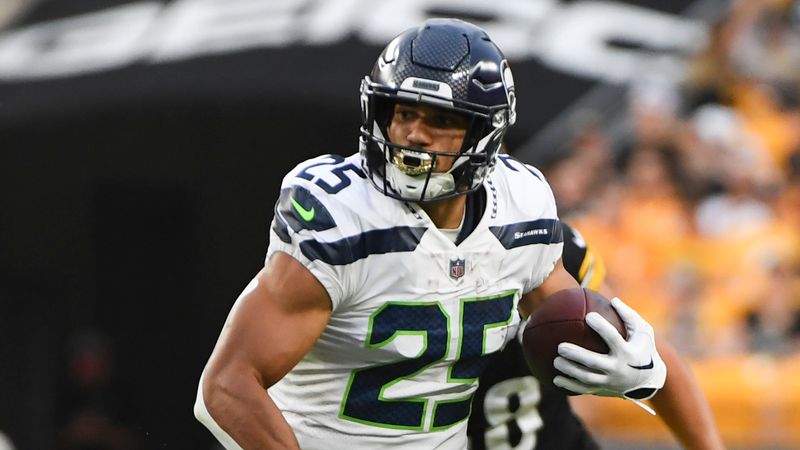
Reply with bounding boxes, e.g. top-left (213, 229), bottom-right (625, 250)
top-left (0, 0), bottom-right (714, 146)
